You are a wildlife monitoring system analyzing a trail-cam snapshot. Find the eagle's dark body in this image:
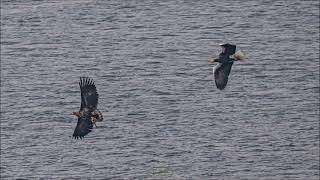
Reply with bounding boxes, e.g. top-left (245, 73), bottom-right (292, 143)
top-left (213, 43), bottom-right (237, 90)
top-left (72, 77), bottom-right (103, 139)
